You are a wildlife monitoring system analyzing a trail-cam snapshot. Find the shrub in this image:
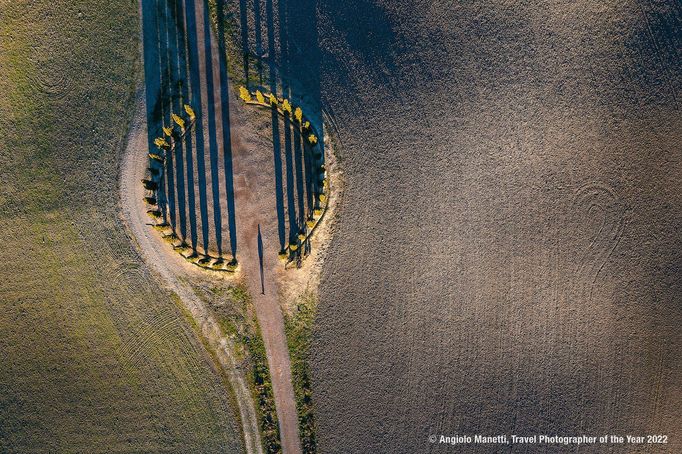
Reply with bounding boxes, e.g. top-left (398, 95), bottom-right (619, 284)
top-left (183, 104), bottom-right (195, 120)
top-left (298, 233), bottom-right (306, 242)
top-left (318, 194), bottom-right (327, 203)
top-left (306, 220), bottom-right (315, 229)
top-left (174, 242), bottom-right (189, 252)
top-left (302, 121), bottom-right (311, 131)
top-left (294, 107), bottom-right (303, 123)
top-left (289, 243), bottom-right (299, 252)
top-left (162, 125), bottom-right (173, 137)
top-left (282, 99), bottom-right (292, 114)
top-left (171, 113), bottom-right (185, 131)
top-left (225, 262), bottom-right (238, 272)
top-left (269, 93), bottom-right (278, 106)
top-left (141, 179), bottom-right (158, 190)
top-left (146, 209), bottom-right (162, 218)
top-left (148, 153), bottom-right (165, 163)
top-left (239, 86), bottom-right (252, 102)
top-left (313, 209), bottom-right (323, 217)
top-left (143, 196), bottom-right (157, 205)
top-left (307, 134), bottom-right (318, 145)
top-left (256, 90), bottom-right (265, 104)
top-left (278, 250), bottom-right (288, 260)
top-left (162, 233), bottom-right (178, 243)
top-left (154, 137), bottom-right (170, 148)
